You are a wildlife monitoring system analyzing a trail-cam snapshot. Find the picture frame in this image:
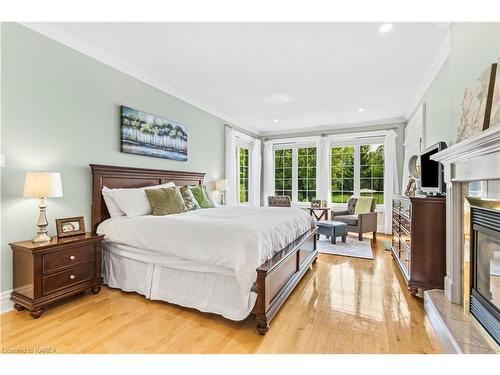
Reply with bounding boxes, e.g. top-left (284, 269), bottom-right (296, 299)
top-left (311, 199), bottom-right (321, 208)
top-left (489, 58), bottom-right (500, 128)
top-left (457, 63), bottom-right (497, 142)
top-left (120, 105), bottom-right (188, 161)
top-left (56, 216), bottom-right (86, 238)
